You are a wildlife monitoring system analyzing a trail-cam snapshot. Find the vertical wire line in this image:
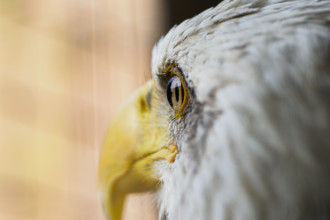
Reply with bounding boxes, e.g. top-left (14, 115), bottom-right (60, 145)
top-left (131, 0), bottom-right (144, 86)
top-left (88, 0), bottom-right (98, 166)
top-left (88, 2), bottom-right (103, 219)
